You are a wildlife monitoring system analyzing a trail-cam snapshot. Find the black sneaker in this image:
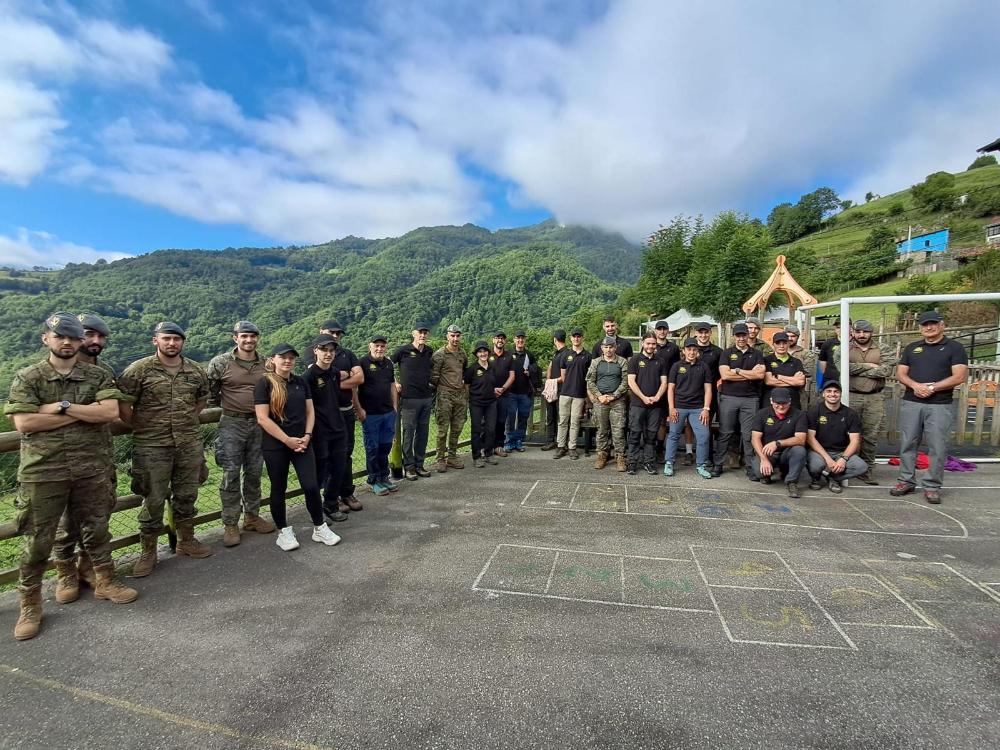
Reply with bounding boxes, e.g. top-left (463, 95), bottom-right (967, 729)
top-left (808, 479), bottom-right (823, 490)
top-left (627, 464), bottom-right (637, 475)
top-left (710, 465), bottom-right (724, 478)
top-left (828, 478), bottom-right (843, 494)
top-left (644, 463), bottom-right (657, 475)
top-left (540, 442), bottom-right (557, 451)
top-left (554, 447), bottom-right (568, 459)
top-left (324, 510), bottom-right (349, 524)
